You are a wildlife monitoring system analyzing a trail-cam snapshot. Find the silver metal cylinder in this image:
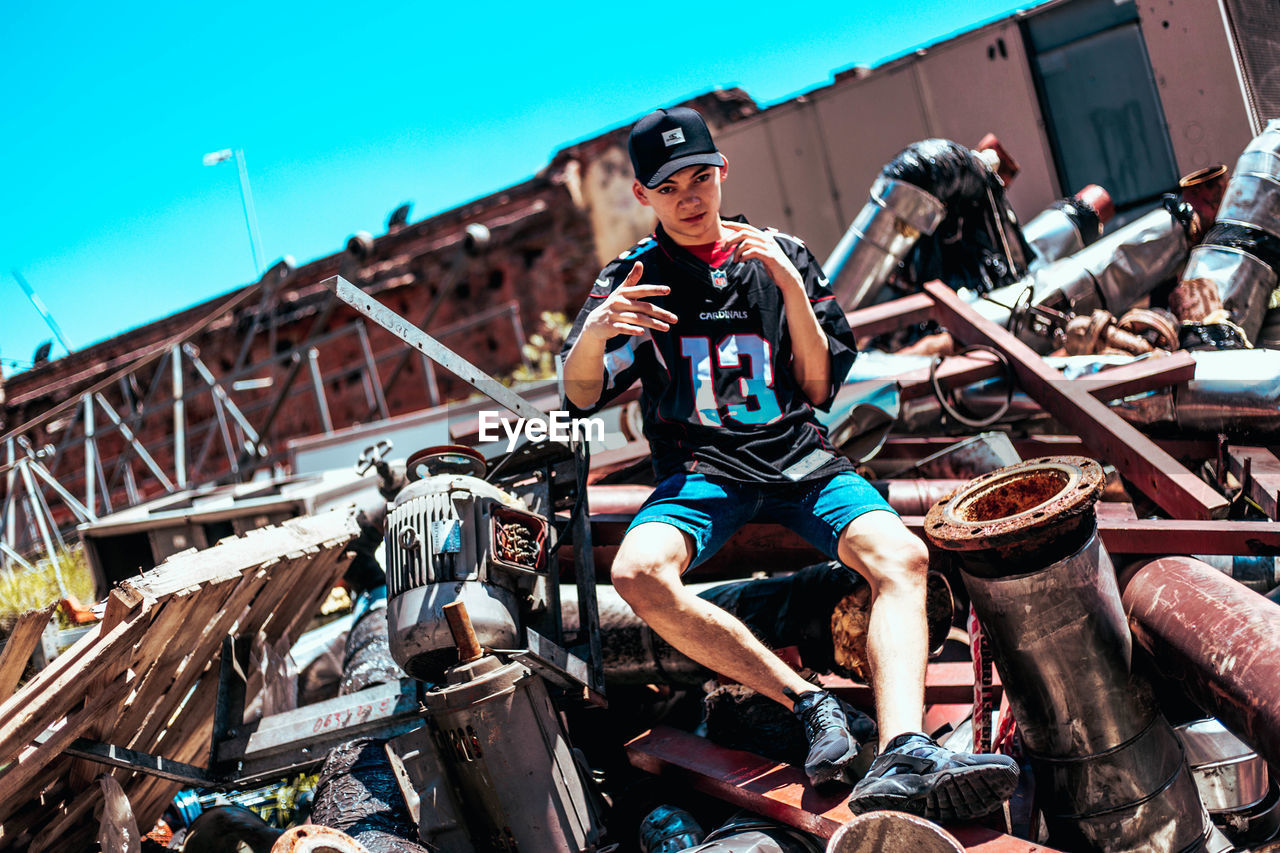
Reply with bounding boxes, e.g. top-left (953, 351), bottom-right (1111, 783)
top-left (1218, 119), bottom-right (1280, 238)
top-left (424, 656), bottom-right (603, 853)
top-left (925, 457), bottom-right (1211, 853)
top-left (1024, 206), bottom-right (1086, 267)
top-left (977, 209), bottom-right (1189, 350)
top-left (1181, 244), bottom-right (1277, 342)
top-left (826, 176), bottom-right (946, 310)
